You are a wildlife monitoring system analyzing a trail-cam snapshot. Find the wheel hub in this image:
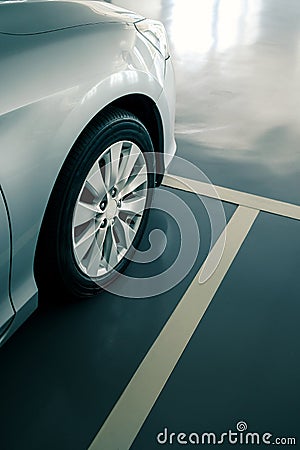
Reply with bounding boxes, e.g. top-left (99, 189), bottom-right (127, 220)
top-left (106, 199), bottom-right (117, 220)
